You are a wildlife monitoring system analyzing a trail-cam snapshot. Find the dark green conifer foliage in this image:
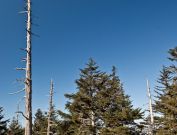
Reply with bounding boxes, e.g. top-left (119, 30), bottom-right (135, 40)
top-left (59, 59), bottom-right (143, 135)
top-left (59, 59), bottom-right (107, 135)
top-left (56, 110), bottom-right (73, 135)
top-left (0, 107), bottom-right (9, 135)
top-left (154, 47), bottom-right (177, 134)
top-left (33, 109), bottom-right (48, 135)
top-left (33, 108), bottom-right (59, 135)
top-left (49, 105), bottom-right (59, 134)
top-left (169, 46), bottom-right (177, 61)
top-left (8, 117), bottom-right (24, 135)
top-left (96, 66), bottom-right (143, 134)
